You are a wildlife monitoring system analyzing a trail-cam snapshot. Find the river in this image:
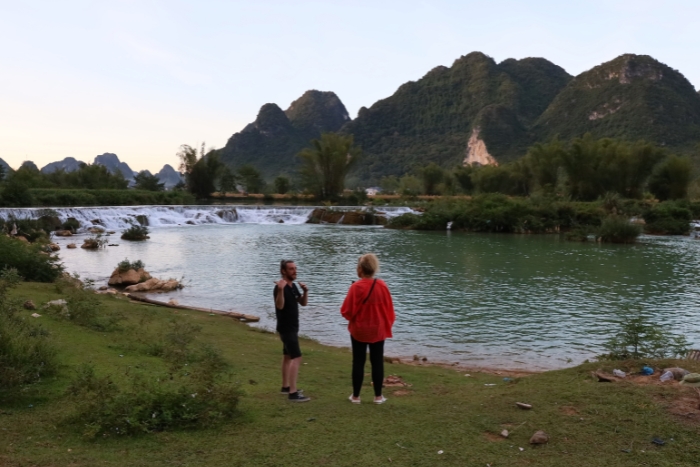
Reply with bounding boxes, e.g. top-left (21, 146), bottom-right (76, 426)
top-left (3, 205), bottom-right (699, 370)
